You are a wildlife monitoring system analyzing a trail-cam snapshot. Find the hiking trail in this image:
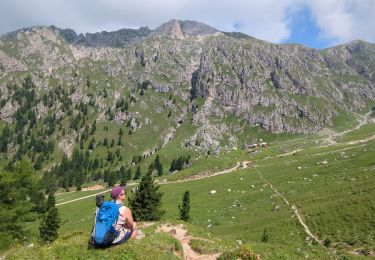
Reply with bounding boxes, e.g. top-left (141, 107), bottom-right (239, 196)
top-left (255, 167), bottom-right (322, 245)
top-left (56, 161), bottom-right (251, 206)
top-left (156, 223), bottom-right (221, 260)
